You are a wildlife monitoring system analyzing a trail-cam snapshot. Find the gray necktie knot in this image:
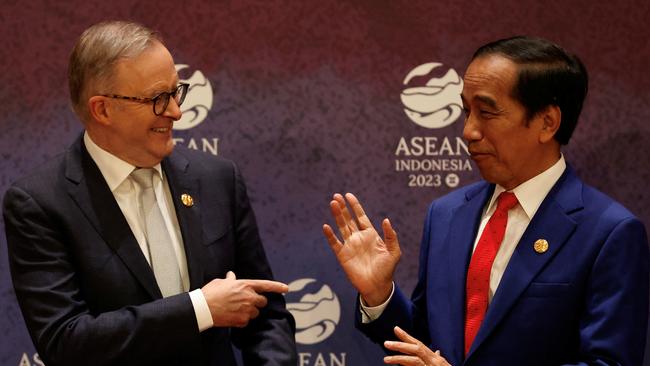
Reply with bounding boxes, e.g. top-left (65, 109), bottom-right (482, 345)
top-left (131, 168), bottom-right (155, 189)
